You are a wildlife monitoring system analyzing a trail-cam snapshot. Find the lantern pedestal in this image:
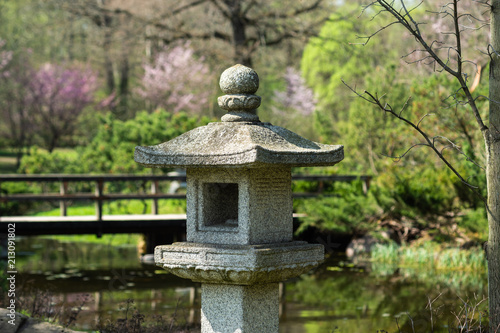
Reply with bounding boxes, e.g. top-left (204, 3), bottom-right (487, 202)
top-left (201, 283), bottom-right (279, 333)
